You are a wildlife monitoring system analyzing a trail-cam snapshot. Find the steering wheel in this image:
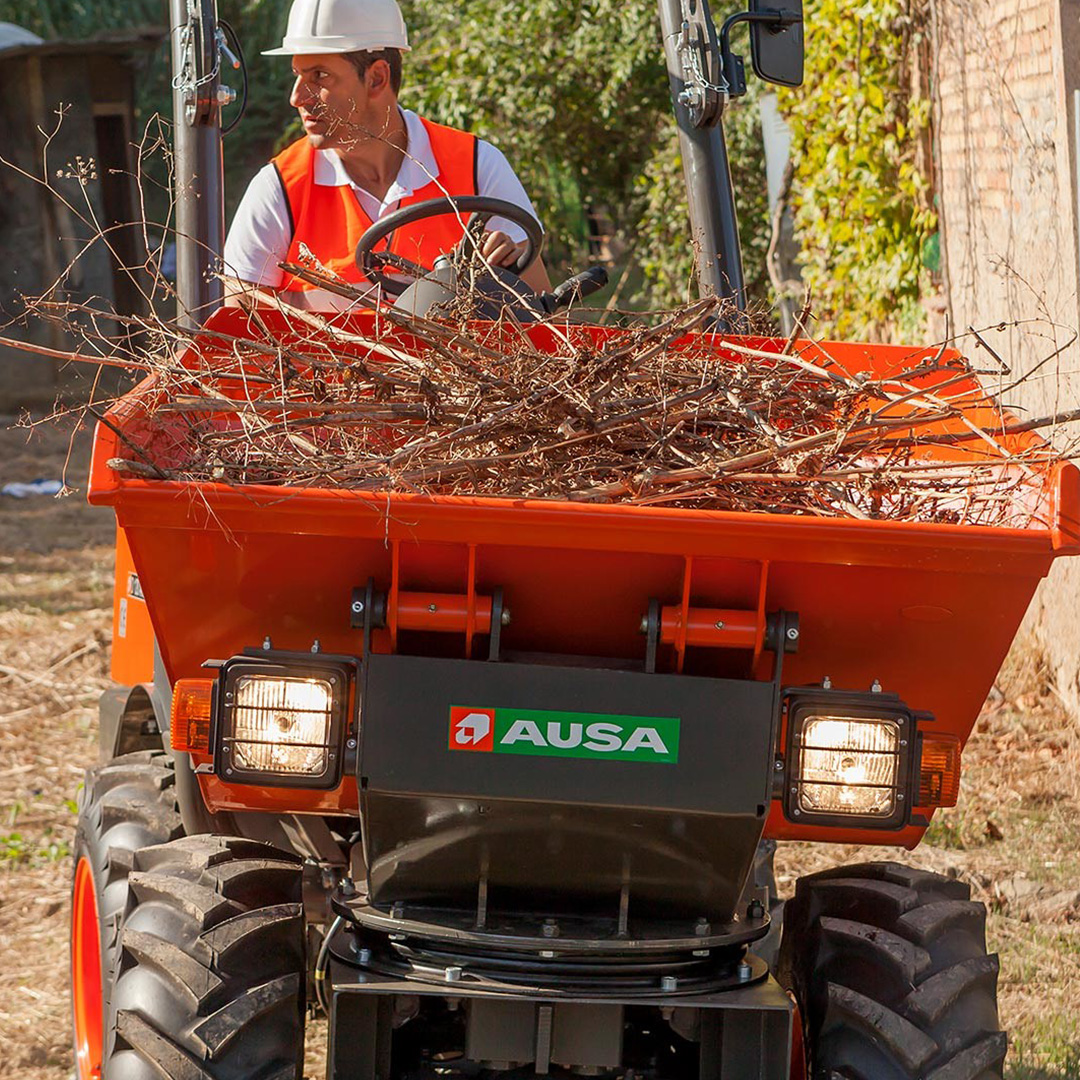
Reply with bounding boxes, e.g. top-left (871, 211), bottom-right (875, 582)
top-left (354, 196), bottom-right (544, 297)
